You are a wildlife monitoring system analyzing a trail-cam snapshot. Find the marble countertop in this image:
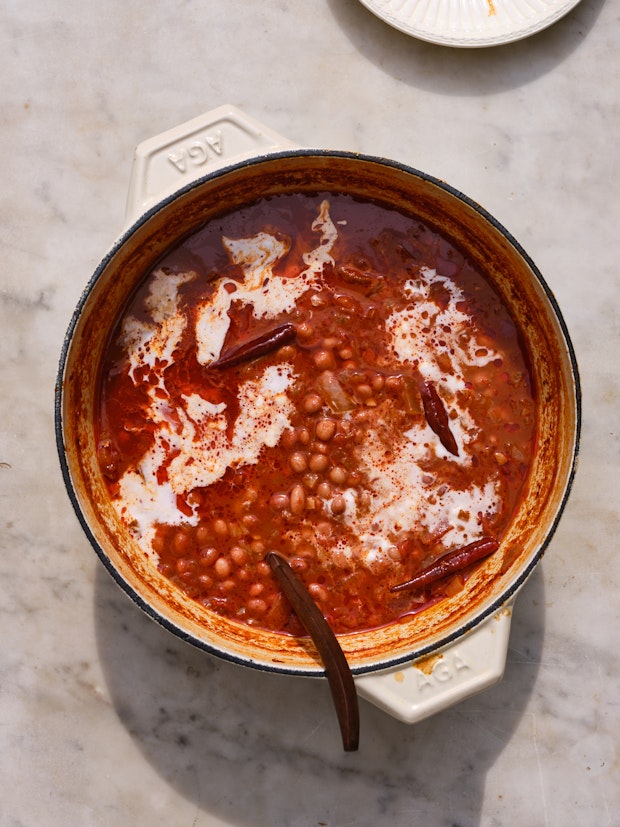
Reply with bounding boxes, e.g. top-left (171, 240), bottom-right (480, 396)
top-left (1, 1), bottom-right (618, 824)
